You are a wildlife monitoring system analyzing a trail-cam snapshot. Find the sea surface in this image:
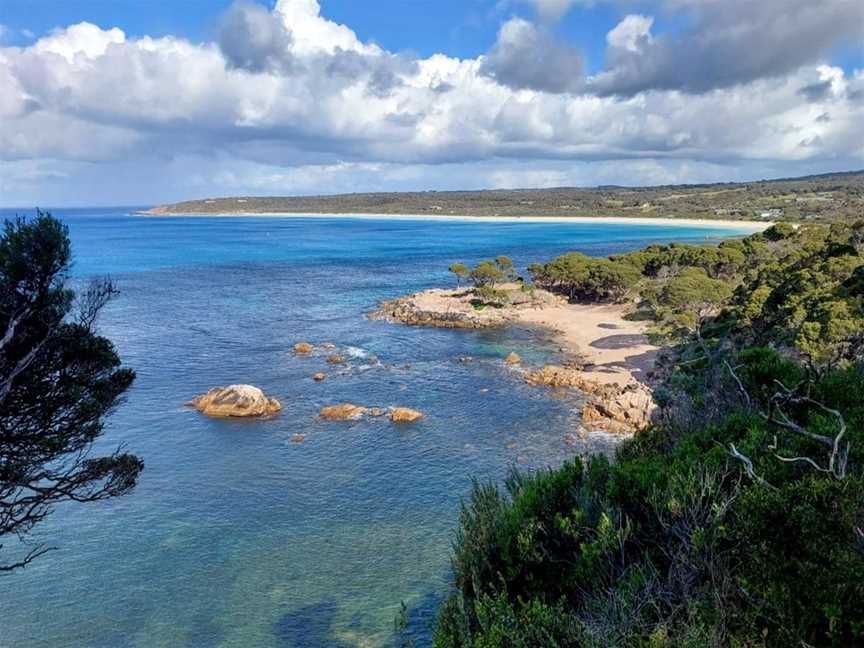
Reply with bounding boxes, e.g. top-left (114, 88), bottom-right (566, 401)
top-left (0, 209), bottom-right (758, 647)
